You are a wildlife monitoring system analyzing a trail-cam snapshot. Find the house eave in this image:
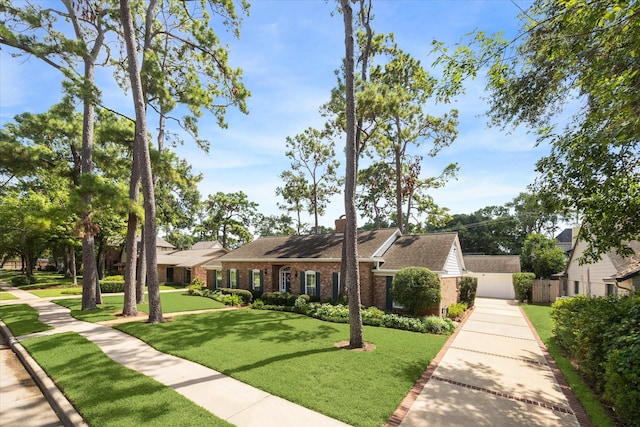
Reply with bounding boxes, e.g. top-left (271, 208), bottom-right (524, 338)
top-left (373, 269), bottom-right (446, 276)
top-left (215, 257), bottom-right (382, 264)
